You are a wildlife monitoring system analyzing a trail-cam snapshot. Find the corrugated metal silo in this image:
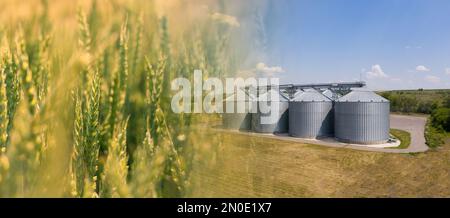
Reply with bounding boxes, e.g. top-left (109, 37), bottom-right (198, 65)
top-left (251, 89), bottom-right (289, 133)
top-left (334, 90), bottom-right (390, 144)
top-left (222, 92), bottom-right (254, 131)
top-left (289, 89), bottom-right (334, 138)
